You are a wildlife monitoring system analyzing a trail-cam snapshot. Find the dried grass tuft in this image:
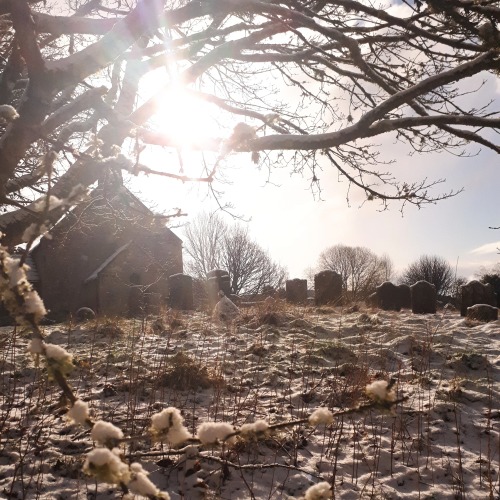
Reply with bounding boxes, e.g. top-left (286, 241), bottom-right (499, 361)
top-left (159, 351), bottom-right (224, 390)
top-left (96, 318), bottom-right (126, 338)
